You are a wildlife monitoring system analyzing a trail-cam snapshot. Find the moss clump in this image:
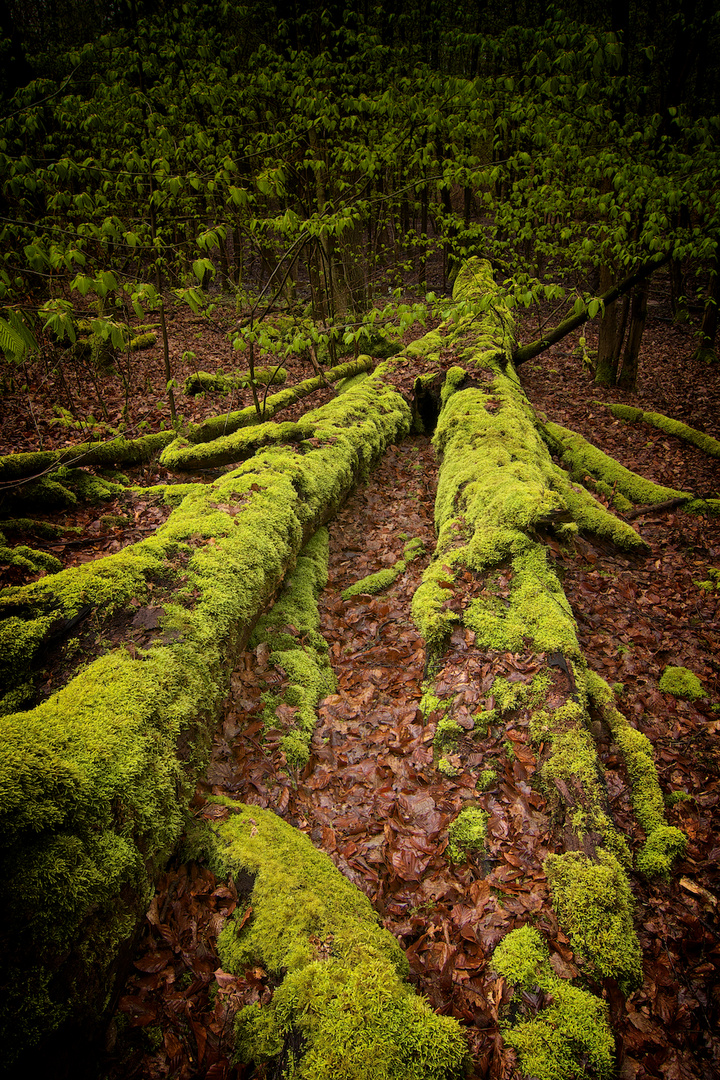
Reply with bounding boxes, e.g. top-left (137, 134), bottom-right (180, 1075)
top-left (446, 807), bottom-right (488, 862)
top-left (419, 689), bottom-right (452, 721)
top-left (212, 802), bottom-right (467, 1080)
top-left (658, 665), bottom-right (705, 700)
top-left (476, 768), bottom-right (497, 791)
top-left (437, 756), bottom-right (459, 778)
top-left (544, 849), bottom-right (643, 993)
top-left (492, 925), bottom-right (615, 1080)
top-left (434, 717), bottom-right (463, 752)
